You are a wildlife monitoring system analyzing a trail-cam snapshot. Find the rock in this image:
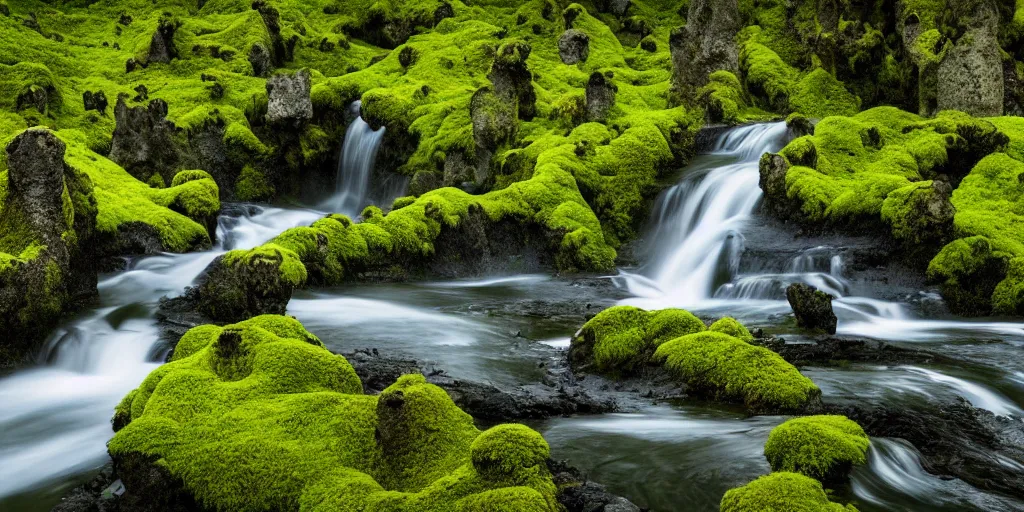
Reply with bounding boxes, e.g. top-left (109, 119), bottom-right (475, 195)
top-left (786, 283), bottom-right (837, 334)
top-left (7, 130), bottom-right (71, 249)
top-left (265, 69), bottom-right (313, 128)
top-left (470, 86), bottom-right (518, 151)
top-left (146, 15), bottom-right (180, 64)
top-left (757, 152), bottom-right (792, 218)
top-left (558, 29), bottom-right (590, 65)
top-left (248, 42), bottom-right (272, 77)
top-left (550, 460), bottom-right (643, 512)
top-left (753, 336), bottom-right (948, 367)
top-left (585, 72), bottom-right (616, 122)
top-left (398, 45), bottom-right (418, 67)
top-left (886, 179), bottom-right (956, 247)
top-left (434, 2), bottom-right (454, 24)
top-left (15, 84), bottom-right (49, 114)
top-left (597, 0), bottom-right (631, 16)
top-left (109, 95), bottom-right (181, 183)
top-left (488, 39), bottom-right (536, 120)
top-left (935, 0), bottom-right (1004, 116)
top-left (82, 90), bottom-right (108, 114)
top-left (409, 169), bottom-right (442, 195)
top-left (194, 253), bottom-right (295, 323)
top-left (670, 0), bottom-right (740, 103)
